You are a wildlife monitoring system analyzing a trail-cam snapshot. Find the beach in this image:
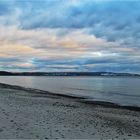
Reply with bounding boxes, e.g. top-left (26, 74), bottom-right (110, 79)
top-left (0, 83), bottom-right (140, 139)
